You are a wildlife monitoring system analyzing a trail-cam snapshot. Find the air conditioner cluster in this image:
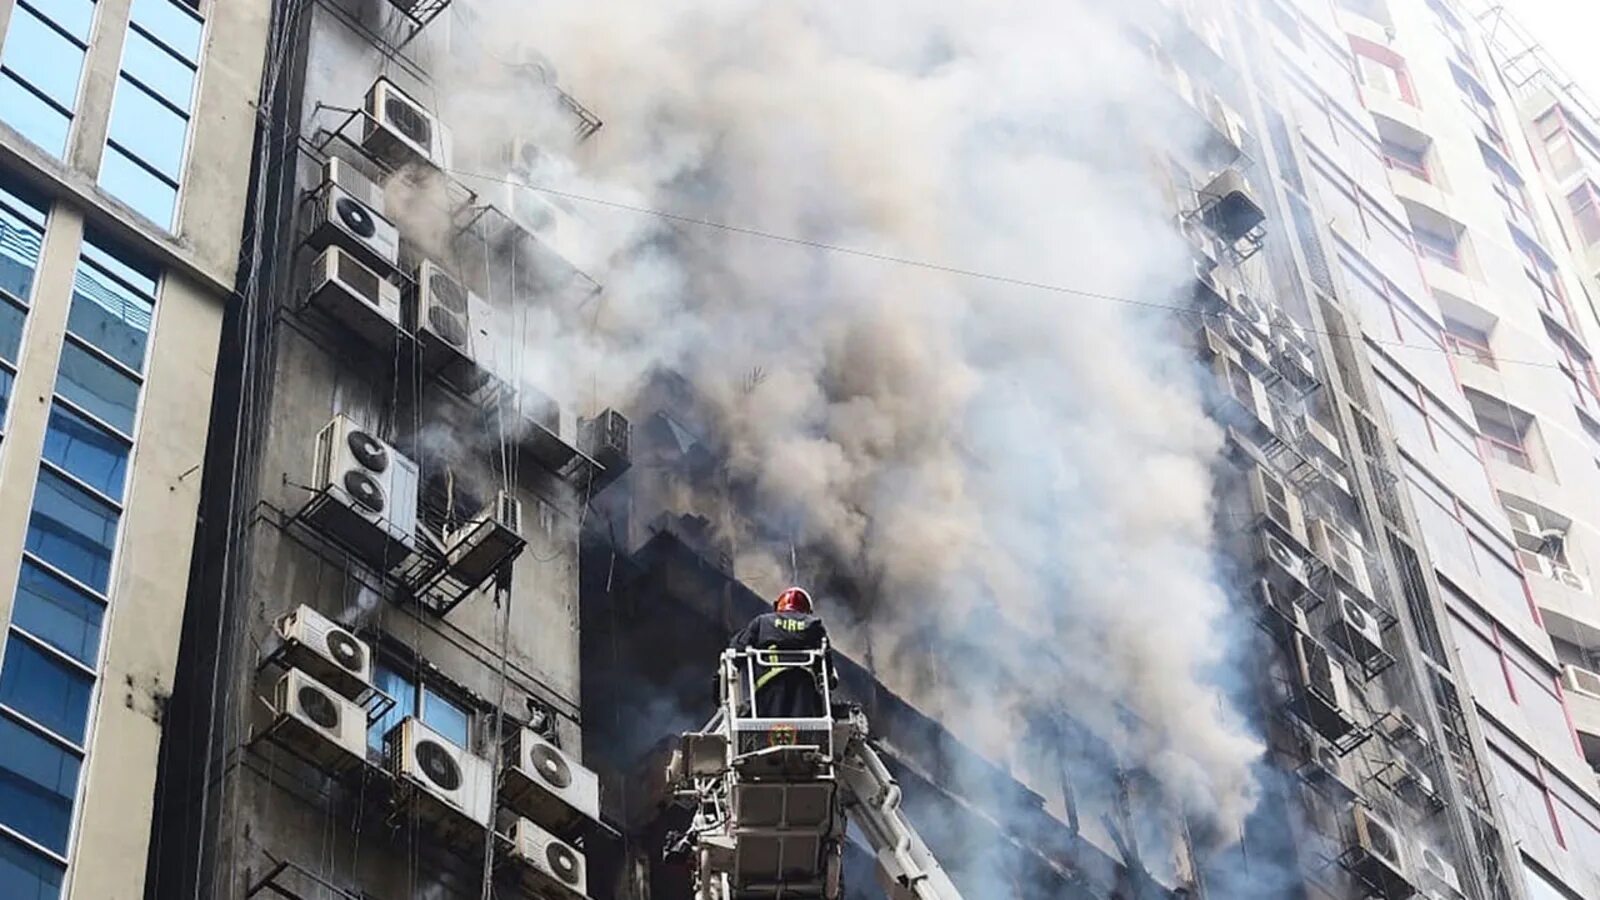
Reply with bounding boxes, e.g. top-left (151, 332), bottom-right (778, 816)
top-left (304, 415), bottom-right (420, 569)
top-left (302, 159), bottom-right (404, 347)
top-left (497, 727), bottom-right (599, 898)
